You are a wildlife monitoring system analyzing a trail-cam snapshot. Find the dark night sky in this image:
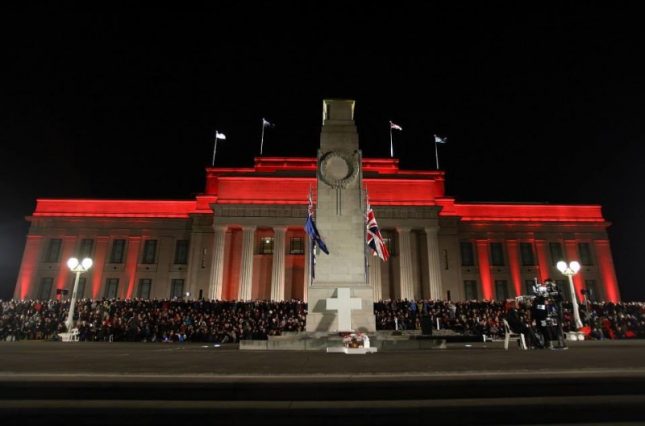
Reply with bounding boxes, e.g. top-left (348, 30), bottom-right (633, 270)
top-left (1, 3), bottom-right (644, 300)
